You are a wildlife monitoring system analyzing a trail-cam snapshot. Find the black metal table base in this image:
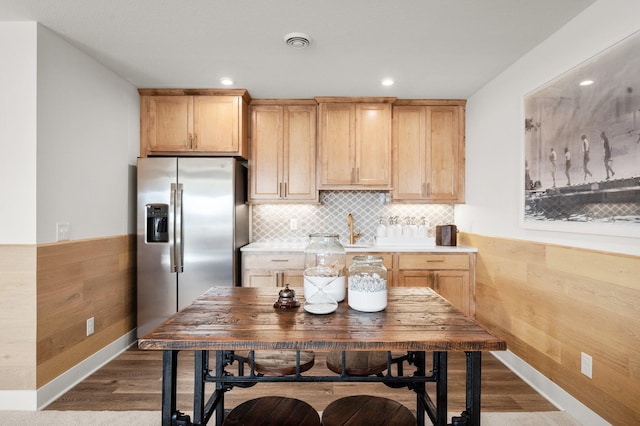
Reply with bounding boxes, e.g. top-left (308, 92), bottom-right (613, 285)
top-left (161, 350), bottom-right (482, 426)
